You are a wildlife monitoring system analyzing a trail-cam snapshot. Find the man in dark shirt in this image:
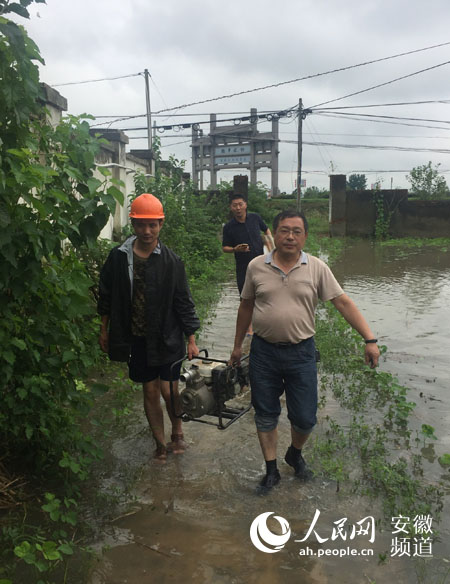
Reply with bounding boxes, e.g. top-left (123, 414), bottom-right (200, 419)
top-left (222, 195), bottom-right (273, 295)
top-left (98, 193), bottom-right (200, 462)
